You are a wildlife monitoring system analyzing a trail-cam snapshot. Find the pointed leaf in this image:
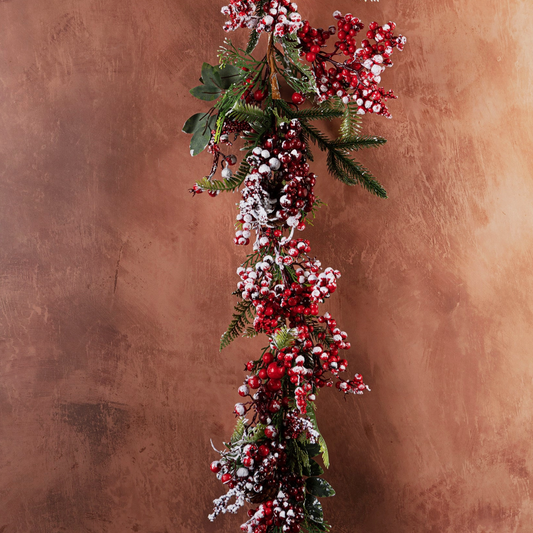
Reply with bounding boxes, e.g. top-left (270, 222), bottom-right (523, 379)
top-left (306, 477), bottom-right (335, 498)
top-left (189, 126), bottom-right (211, 156)
top-left (190, 84), bottom-right (222, 101)
top-left (305, 493), bottom-right (324, 523)
top-left (306, 442), bottom-right (321, 458)
top-left (182, 112), bottom-right (210, 134)
top-left (202, 62), bottom-right (223, 88)
top-left (218, 64), bottom-right (242, 89)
